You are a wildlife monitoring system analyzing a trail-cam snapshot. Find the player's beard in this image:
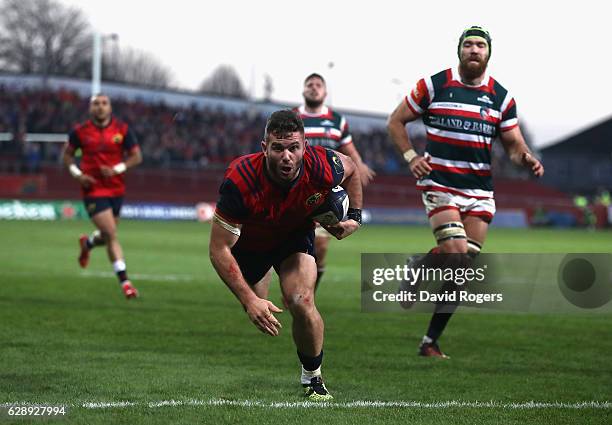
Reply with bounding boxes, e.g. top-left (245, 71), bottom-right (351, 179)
top-left (459, 56), bottom-right (488, 81)
top-left (304, 96), bottom-right (324, 109)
